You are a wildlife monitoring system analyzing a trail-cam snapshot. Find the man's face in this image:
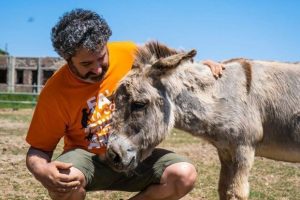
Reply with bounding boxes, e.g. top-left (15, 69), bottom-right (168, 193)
top-left (69, 45), bottom-right (109, 83)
